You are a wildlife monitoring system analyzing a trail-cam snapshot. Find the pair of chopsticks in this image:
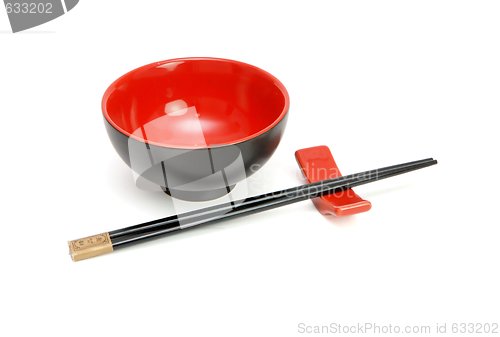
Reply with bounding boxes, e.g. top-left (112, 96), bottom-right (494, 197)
top-left (68, 158), bottom-right (437, 261)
